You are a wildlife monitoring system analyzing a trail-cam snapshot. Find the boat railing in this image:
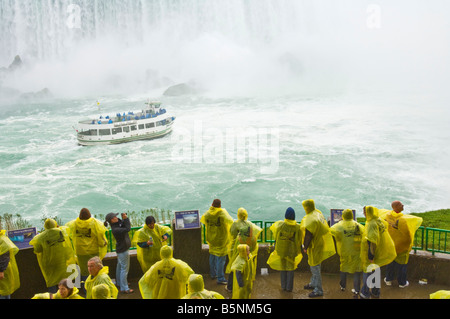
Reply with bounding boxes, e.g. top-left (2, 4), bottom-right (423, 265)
top-left (79, 109), bottom-right (168, 125)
